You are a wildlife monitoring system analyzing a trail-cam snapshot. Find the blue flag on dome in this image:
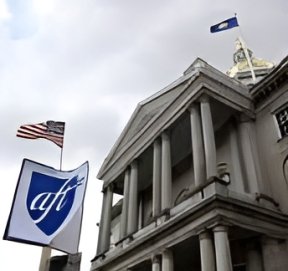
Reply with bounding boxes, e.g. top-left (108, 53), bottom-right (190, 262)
top-left (210, 17), bottom-right (239, 33)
